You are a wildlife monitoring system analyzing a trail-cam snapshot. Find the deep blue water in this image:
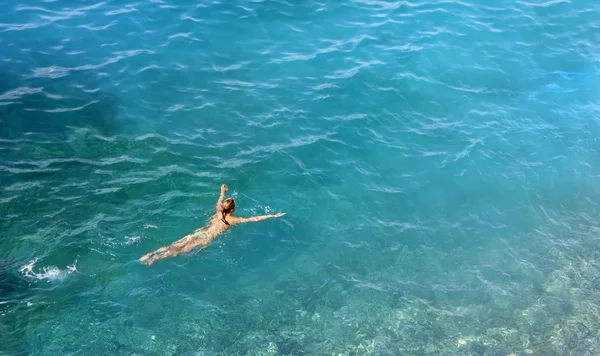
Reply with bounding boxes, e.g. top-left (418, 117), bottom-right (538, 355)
top-left (2, 0), bottom-right (600, 355)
